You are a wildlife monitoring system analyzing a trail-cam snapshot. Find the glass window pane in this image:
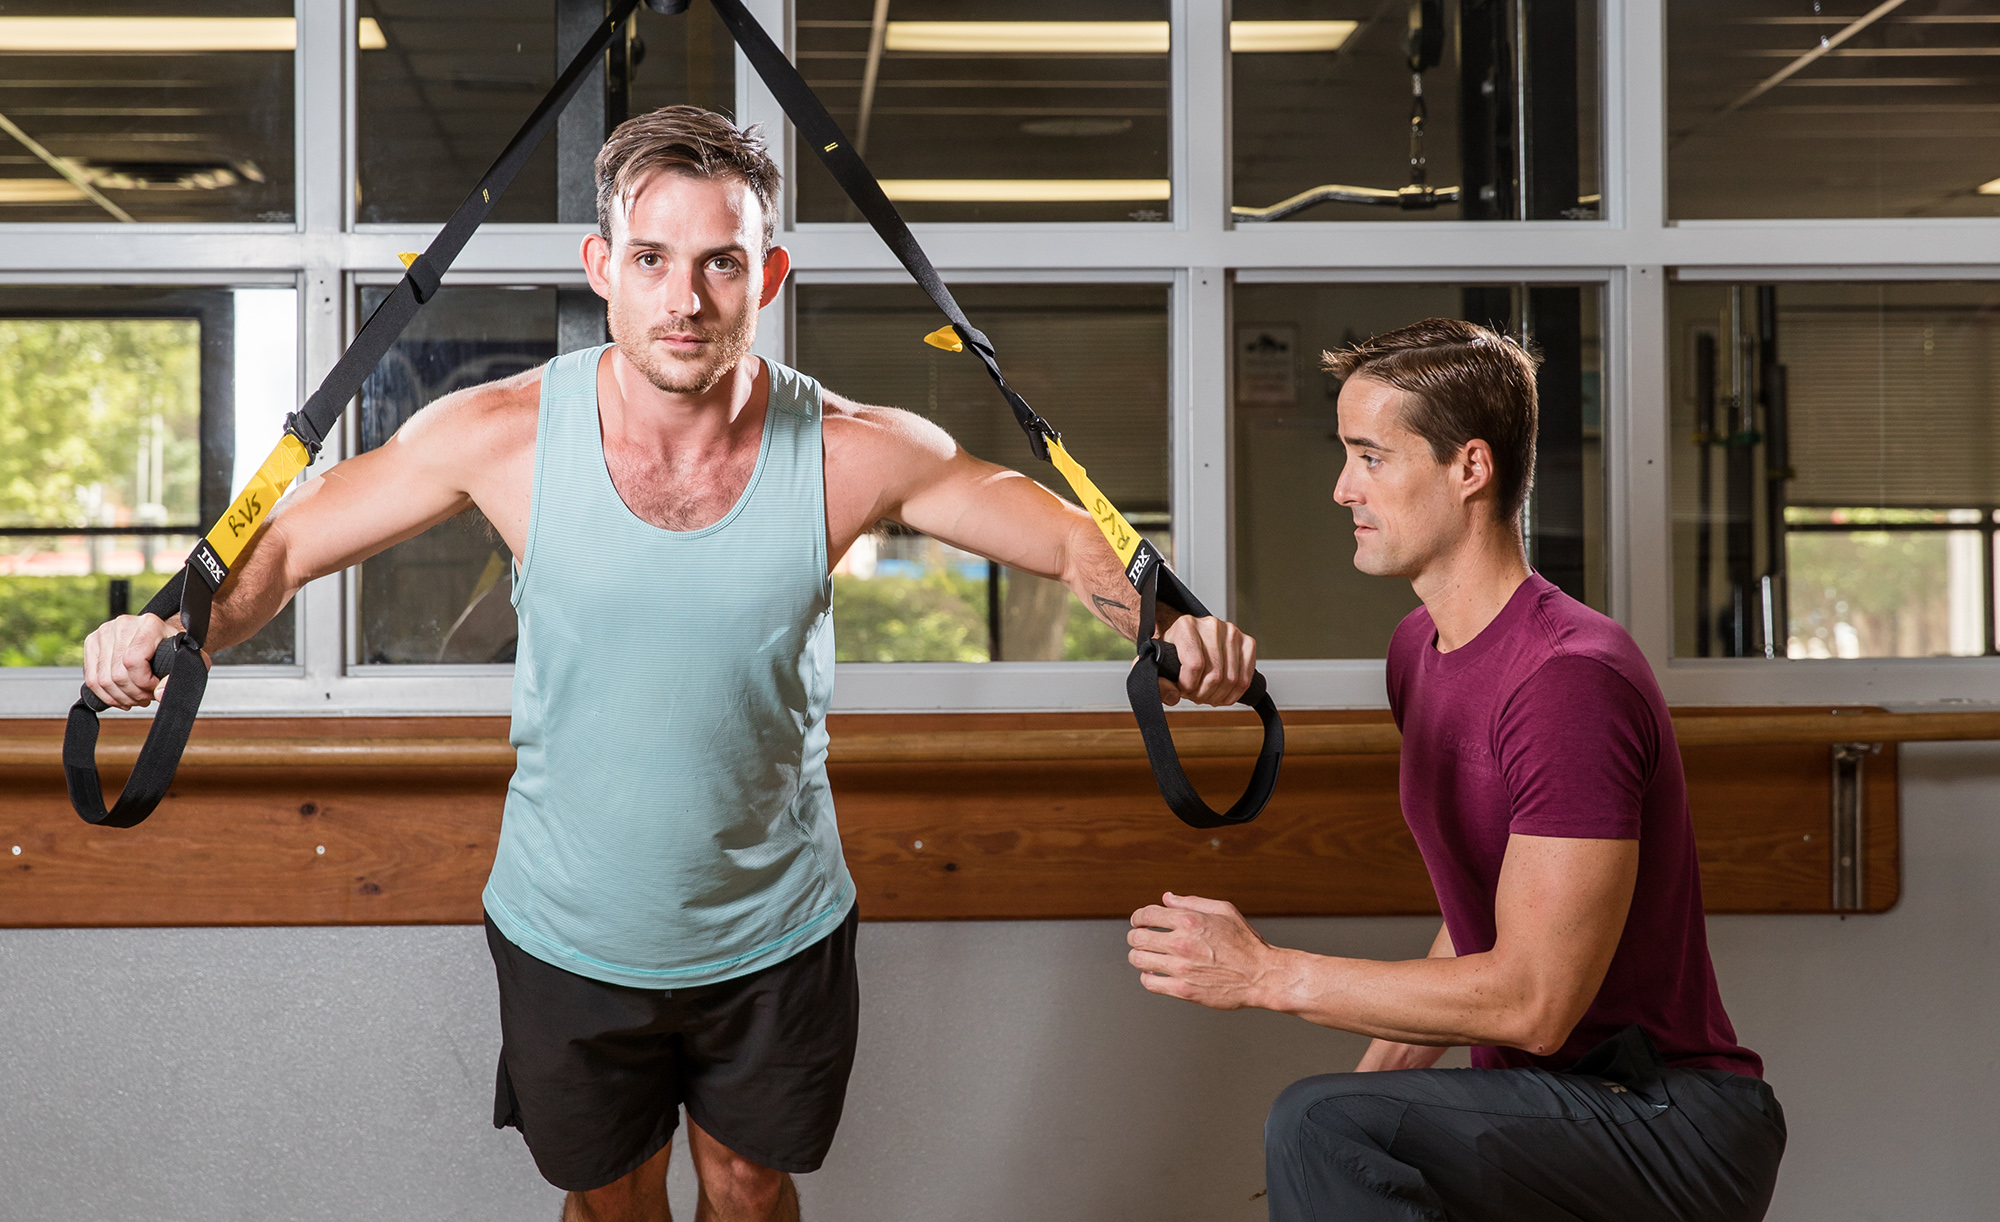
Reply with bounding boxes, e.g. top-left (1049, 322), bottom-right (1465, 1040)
top-left (794, 1), bottom-right (1172, 224)
top-left (354, 284), bottom-right (561, 664)
top-left (794, 282), bottom-right (1169, 661)
top-left (1233, 281), bottom-right (1606, 658)
top-left (1233, 1), bottom-right (1600, 223)
top-left (0, 286), bottom-right (297, 666)
top-left (358, 1), bottom-right (736, 224)
top-left (1669, 281), bottom-right (2000, 659)
top-left (1669, 1), bottom-right (2000, 220)
top-left (0, 2), bottom-right (295, 223)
